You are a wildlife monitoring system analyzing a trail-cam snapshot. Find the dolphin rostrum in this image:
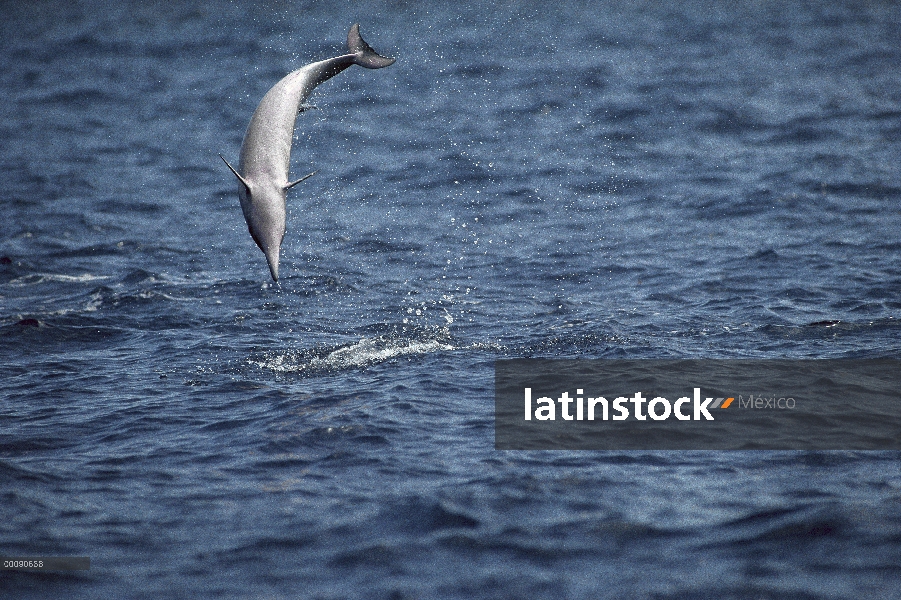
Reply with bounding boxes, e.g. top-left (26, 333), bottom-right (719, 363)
top-left (221, 24), bottom-right (395, 281)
